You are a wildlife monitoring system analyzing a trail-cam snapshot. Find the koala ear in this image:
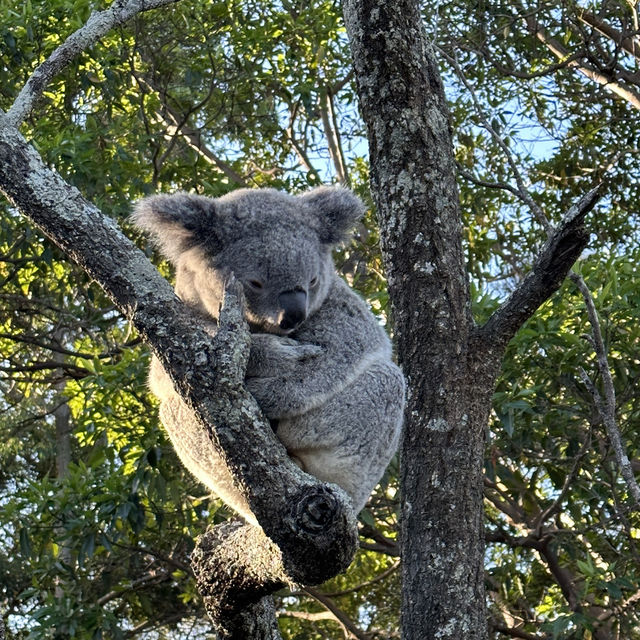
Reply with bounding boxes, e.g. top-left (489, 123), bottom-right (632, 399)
top-left (299, 186), bottom-right (366, 245)
top-left (131, 193), bottom-right (220, 262)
